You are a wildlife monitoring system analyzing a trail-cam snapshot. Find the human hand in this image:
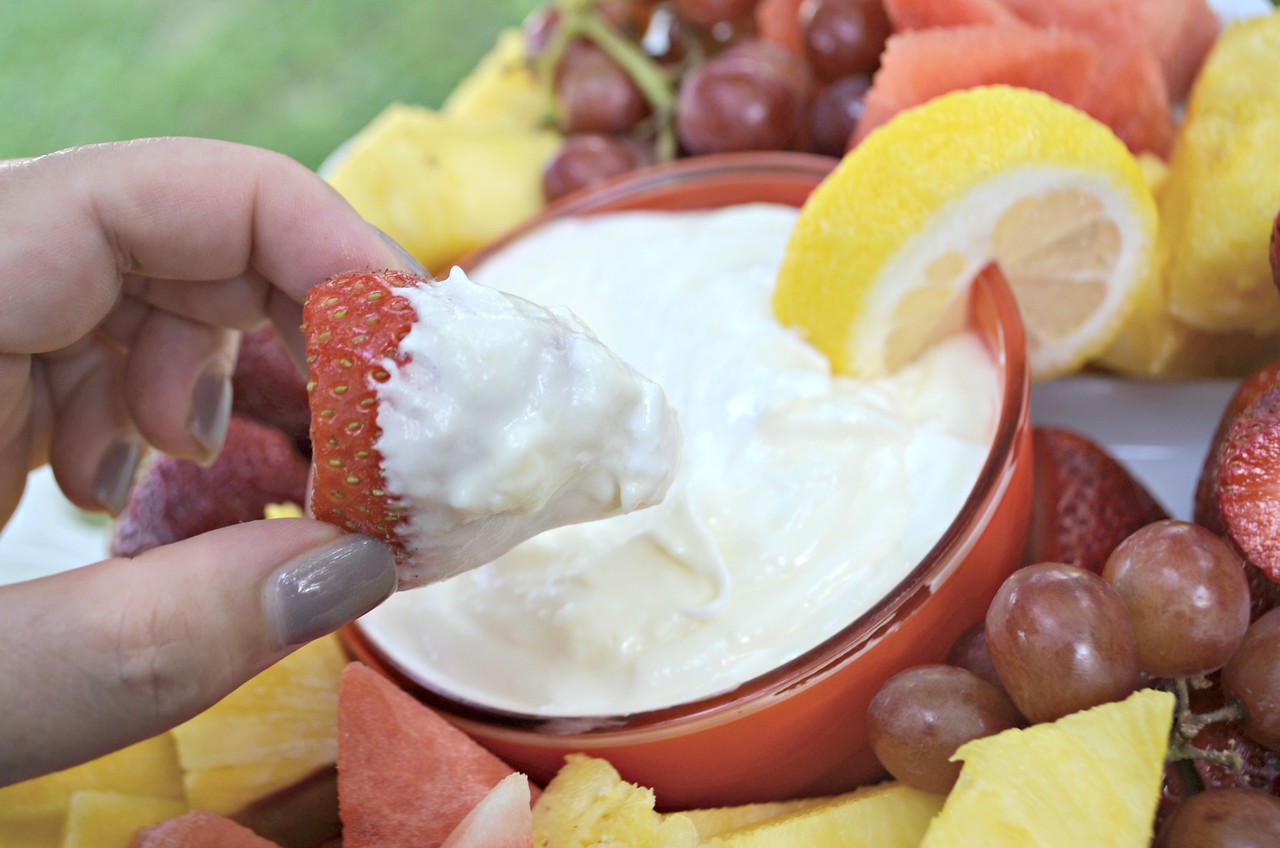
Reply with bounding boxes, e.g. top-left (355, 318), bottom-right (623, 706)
top-left (0, 138), bottom-right (407, 785)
